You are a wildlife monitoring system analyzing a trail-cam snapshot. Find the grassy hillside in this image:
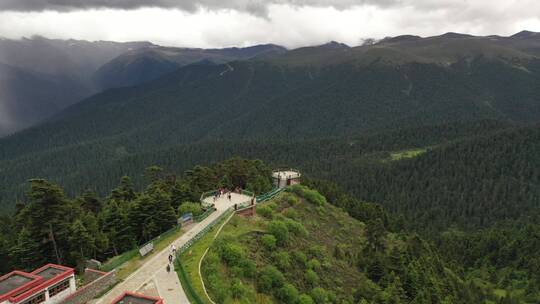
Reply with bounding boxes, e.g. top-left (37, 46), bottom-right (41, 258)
top-left (201, 186), bottom-right (486, 304)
